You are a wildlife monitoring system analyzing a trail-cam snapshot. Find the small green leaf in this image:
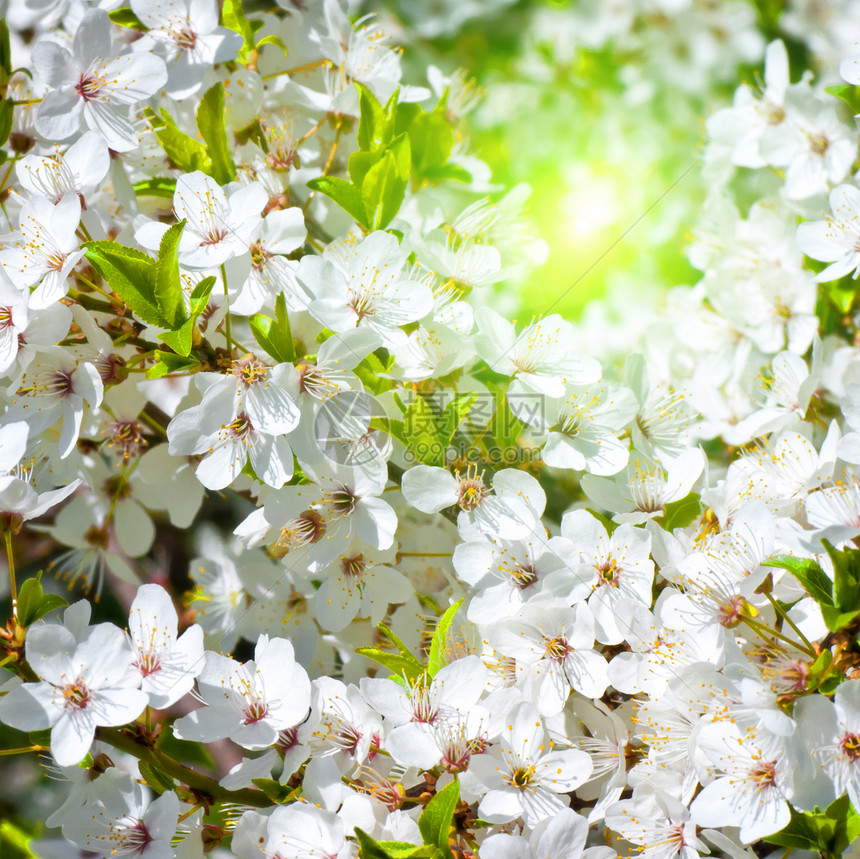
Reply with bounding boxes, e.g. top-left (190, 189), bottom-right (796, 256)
top-left (355, 829), bottom-right (437, 859)
top-left (0, 20), bottom-right (11, 78)
top-left (146, 107), bottom-right (211, 175)
top-left (197, 84), bottom-right (236, 185)
top-left (108, 8), bottom-right (148, 29)
top-left (356, 82), bottom-right (399, 152)
top-left (438, 394), bottom-right (478, 448)
top-left (157, 731), bottom-right (215, 769)
top-left (357, 622), bottom-right (424, 682)
top-left (362, 135), bottom-right (410, 230)
top-left (159, 317), bottom-right (196, 357)
top-left (251, 777), bottom-right (298, 804)
top-left (826, 83), bottom-right (860, 114)
top-left (403, 395), bottom-right (444, 466)
top-left (83, 242), bottom-right (166, 327)
top-left (16, 575), bottom-right (68, 627)
top-left (764, 555), bottom-right (833, 606)
top-left (306, 176), bottom-right (367, 226)
top-left (256, 34), bottom-right (288, 55)
top-left (145, 351), bottom-right (200, 379)
top-left (821, 540), bottom-right (860, 612)
top-left (133, 177), bottom-right (177, 199)
top-left (189, 276), bottom-right (216, 317)
top-left (155, 219), bottom-right (187, 329)
top-left (427, 599), bottom-right (464, 677)
top-left (221, 0), bottom-right (255, 59)
top-left (661, 492), bottom-right (702, 532)
top-left (0, 99), bottom-right (13, 148)
top-left (821, 604), bottom-right (860, 633)
top-left (418, 780), bottom-right (459, 858)
top-left (249, 295), bottom-right (294, 364)
top-left (138, 760), bottom-right (175, 795)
